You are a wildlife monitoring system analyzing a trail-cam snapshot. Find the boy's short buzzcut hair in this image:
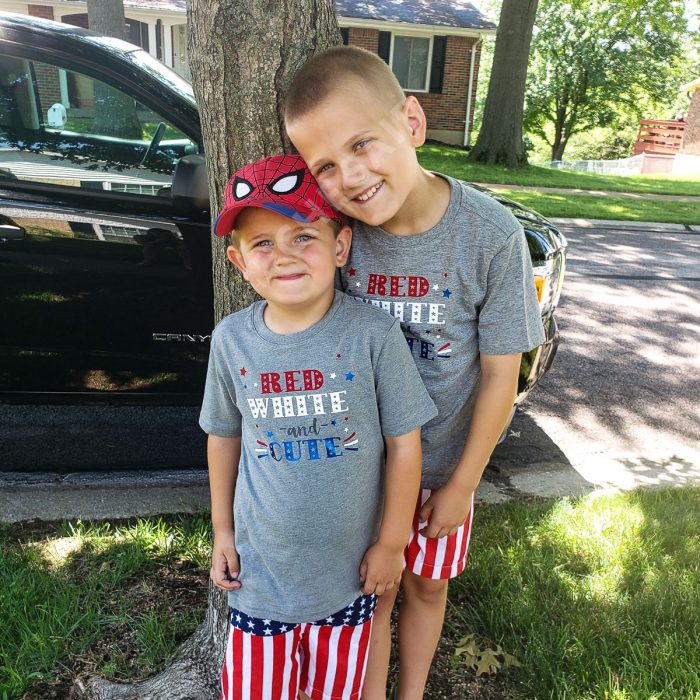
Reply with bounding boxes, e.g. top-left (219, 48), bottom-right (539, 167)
top-left (284, 46), bottom-right (406, 124)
